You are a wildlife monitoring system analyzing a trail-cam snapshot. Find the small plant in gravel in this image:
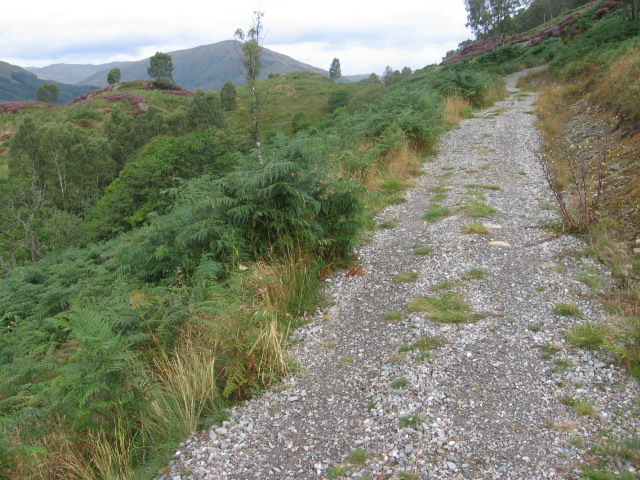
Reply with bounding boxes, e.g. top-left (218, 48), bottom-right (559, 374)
top-left (463, 223), bottom-right (492, 234)
top-left (466, 183), bottom-right (501, 191)
top-left (528, 325), bottom-right (542, 333)
top-left (328, 465), bottom-right (350, 478)
top-left (384, 311), bottom-right (403, 321)
top-left (554, 303), bottom-right (583, 317)
top-left (429, 184), bottom-right (450, 194)
top-left (387, 195), bottom-right (407, 205)
top-left (338, 355), bottom-right (355, 367)
top-left (399, 335), bottom-right (447, 353)
top-left (366, 401), bottom-right (377, 411)
top-left (567, 322), bottom-right (614, 350)
top-left (554, 358), bottom-right (573, 370)
top-left (347, 447), bottom-right (369, 465)
top-left (423, 205), bottom-right (451, 222)
top-left (463, 267), bottom-right (489, 280)
top-left (378, 218), bottom-right (400, 229)
top-left (574, 399), bottom-right (598, 417)
top-left (431, 279), bottom-right (461, 291)
top-left (559, 394), bottom-right (577, 407)
top-left (389, 353), bottom-right (407, 362)
top-left (576, 272), bottom-right (601, 289)
top-left (464, 199), bottom-right (498, 218)
top-left (393, 271), bottom-right (419, 284)
top-left (400, 413), bottom-right (422, 427)
top-left (407, 292), bottom-right (473, 324)
top-left (398, 472), bottom-right (422, 480)
top-left (391, 378), bottom-right (409, 389)
top-left (412, 245), bottom-right (434, 255)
